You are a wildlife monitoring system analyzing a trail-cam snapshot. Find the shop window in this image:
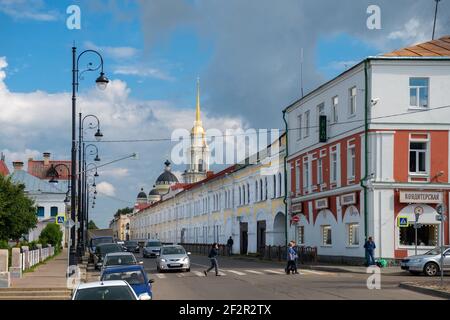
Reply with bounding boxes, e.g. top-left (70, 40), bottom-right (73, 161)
top-left (399, 224), bottom-right (439, 246)
top-left (321, 225), bottom-right (332, 246)
top-left (347, 223), bottom-right (359, 246)
top-left (297, 226), bottom-right (305, 245)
